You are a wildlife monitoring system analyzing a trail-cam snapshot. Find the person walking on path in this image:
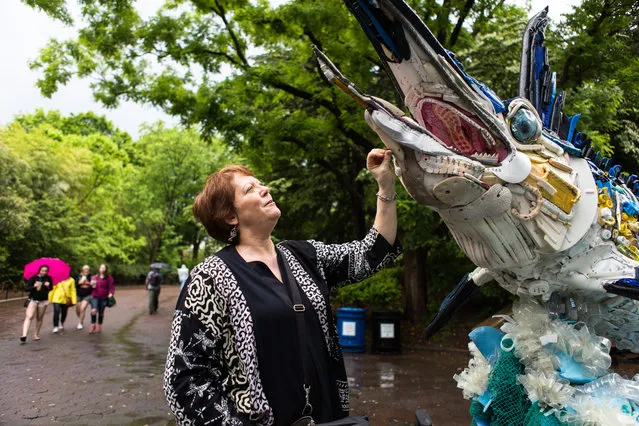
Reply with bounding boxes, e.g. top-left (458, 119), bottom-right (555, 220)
top-left (177, 264), bottom-right (189, 289)
top-left (75, 265), bottom-right (92, 329)
top-left (164, 149), bottom-right (399, 425)
top-left (146, 267), bottom-right (163, 315)
top-left (21, 265), bottom-right (53, 343)
top-left (49, 275), bottom-right (77, 333)
top-left (89, 264), bottom-right (114, 333)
